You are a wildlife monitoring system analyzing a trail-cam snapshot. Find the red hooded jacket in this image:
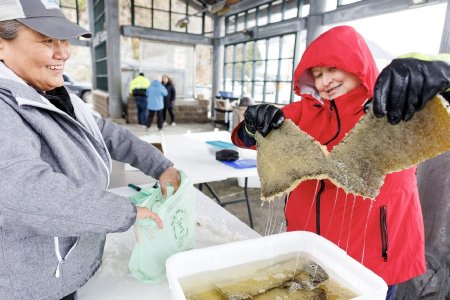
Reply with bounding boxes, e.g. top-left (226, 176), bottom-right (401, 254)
top-left (232, 26), bottom-right (425, 285)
